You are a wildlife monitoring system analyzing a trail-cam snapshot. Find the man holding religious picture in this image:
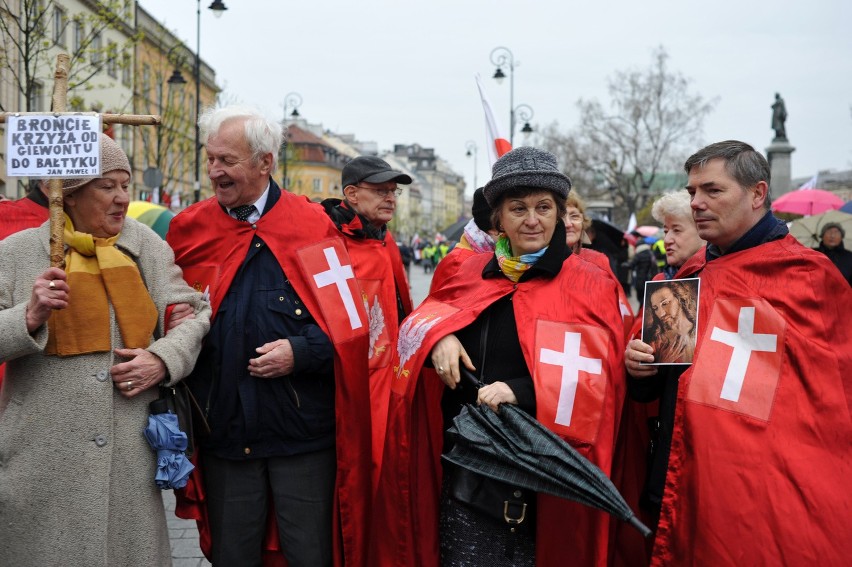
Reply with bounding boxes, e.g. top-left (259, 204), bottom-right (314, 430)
top-left (646, 140), bottom-right (852, 566)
